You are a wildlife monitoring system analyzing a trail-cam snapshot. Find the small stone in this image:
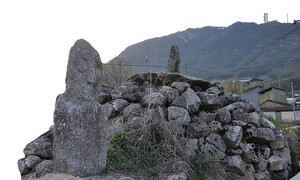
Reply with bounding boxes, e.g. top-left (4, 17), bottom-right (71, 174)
top-left (122, 103), bottom-right (142, 121)
top-left (206, 133), bottom-right (227, 152)
top-left (35, 160), bottom-right (53, 178)
top-left (226, 155), bottom-right (247, 176)
top-left (268, 156), bottom-right (285, 171)
top-left (240, 143), bottom-right (258, 163)
top-left (172, 88), bottom-right (201, 114)
top-left (171, 82), bottom-right (190, 93)
top-left (200, 143), bottom-right (226, 160)
top-left (168, 106), bottom-right (191, 124)
top-left (112, 99), bottom-right (129, 112)
top-left (270, 140), bottom-right (285, 150)
top-left (18, 158), bottom-right (28, 176)
top-left (185, 139), bottom-right (198, 158)
top-left (23, 136), bottom-right (53, 159)
top-left (141, 92), bottom-right (166, 108)
top-left (197, 92), bottom-right (223, 110)
top-left (197, 112), bottom-right (217, 123)
top-left (223, 126), bottom-right (243, 149)
top-left (96, 92), bottom-right (111, 104)
top-left (258, 158), bottom-right (268, 171)
top-left (166, 172), bottom-right (187, 180)
top-left (255, 170), bottom-right (271, 180)
top-left (160, 86), bottom-right (180, 104)
top-left (111, 82), bottom-right (139, 102)
top-left (215, 108), bottom-right (231, 124)
top-left (264, 147), bottom-right (271, 159)
top-left (24, 155), bottom-right (42, 169)
top-left (206, 86), bottom-right (223, 95)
